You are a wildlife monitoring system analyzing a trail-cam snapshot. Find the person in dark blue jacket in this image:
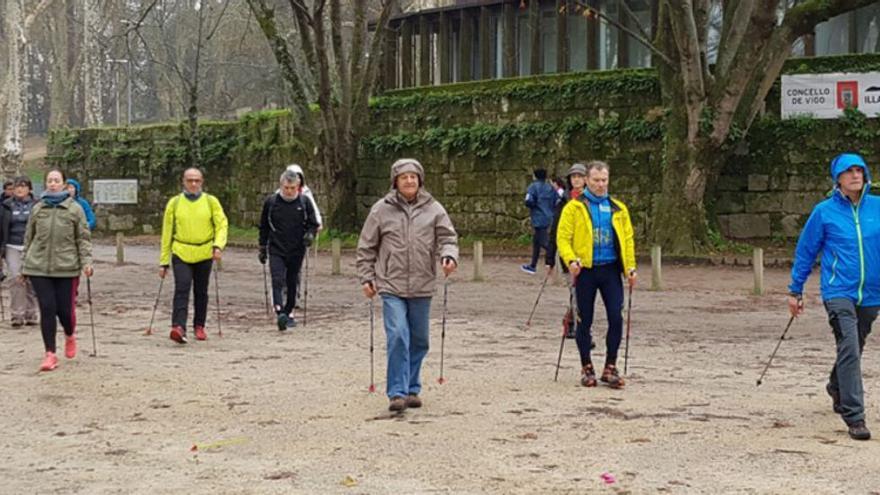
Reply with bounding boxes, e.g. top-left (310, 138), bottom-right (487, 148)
top-left (789, 152), bottom-right (880, 441)
top-left (522, 168), bottom-right (558, 274)
top-left (66, 179), bottom-right (96, 230)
